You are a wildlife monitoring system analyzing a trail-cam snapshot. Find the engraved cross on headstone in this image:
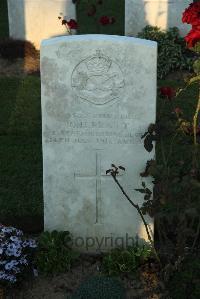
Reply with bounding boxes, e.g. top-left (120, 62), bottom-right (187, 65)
top-left (74, 150), bottom-right (123, 224)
